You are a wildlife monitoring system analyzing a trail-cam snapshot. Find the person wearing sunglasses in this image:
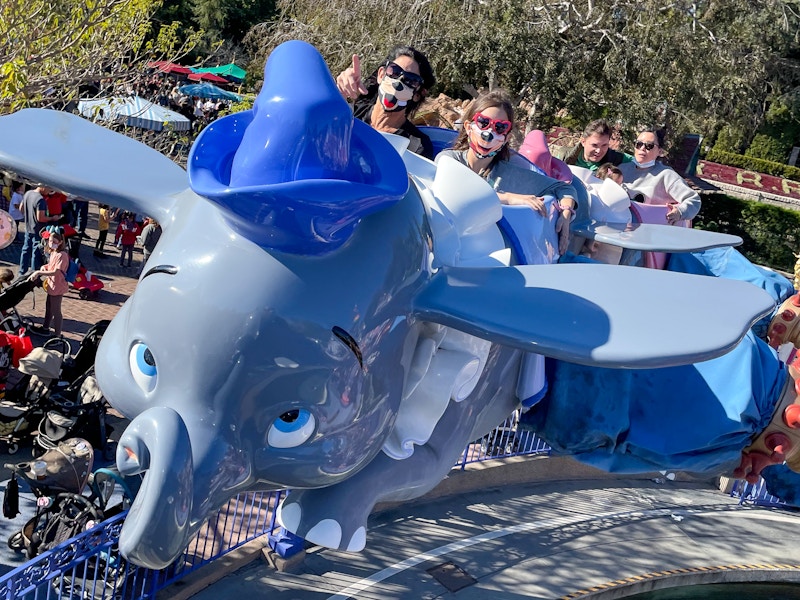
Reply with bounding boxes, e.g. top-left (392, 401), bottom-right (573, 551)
top-left (336, 46), bottom-right (436, 159)
top-left (551, 119), bottom-right (633, 172)
top-left (436, 90), bottom-right (578, 255)
top-left (617, 127), bottom-right (701, 225)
